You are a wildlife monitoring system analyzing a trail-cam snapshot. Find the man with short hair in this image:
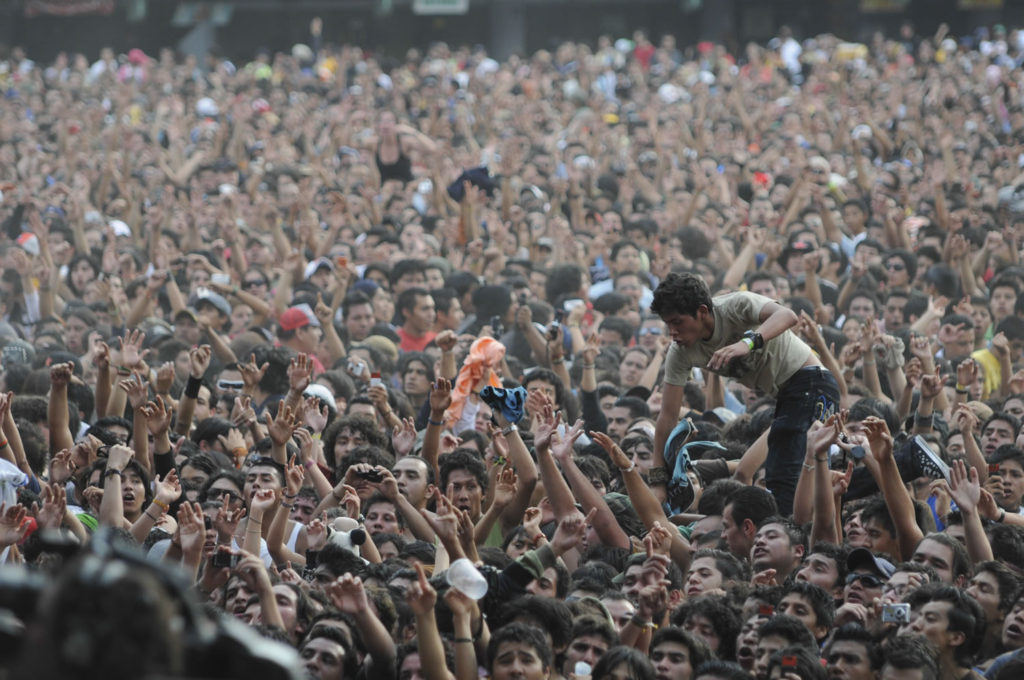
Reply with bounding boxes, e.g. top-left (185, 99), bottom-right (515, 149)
top-left (881, 635), bottom-right (940, 680)
top-left (750, 517), bottom-right (806, 583)
top-left (825, 623), bottom-right (881, 680)
top-left (651, 273), bottom-right (838, 516)
top-left (342, 292), bottom-right (375, 343)
top-left (300, 625), bottom-right (356, 680)
top-left (607, 396), bottom-right (650, 442)
top-left (395, 287), bottom-right (436, 353)
top-left (777, 581), bottom-right (834, 642)
top-left (562, 616), bottom-right (616, 679)
top-left (721, 486), bottom-right (778, 560)
top-left (752, 615), bottom-right (817, 680)
top-left (901, 585), bottom-right (985, 680)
